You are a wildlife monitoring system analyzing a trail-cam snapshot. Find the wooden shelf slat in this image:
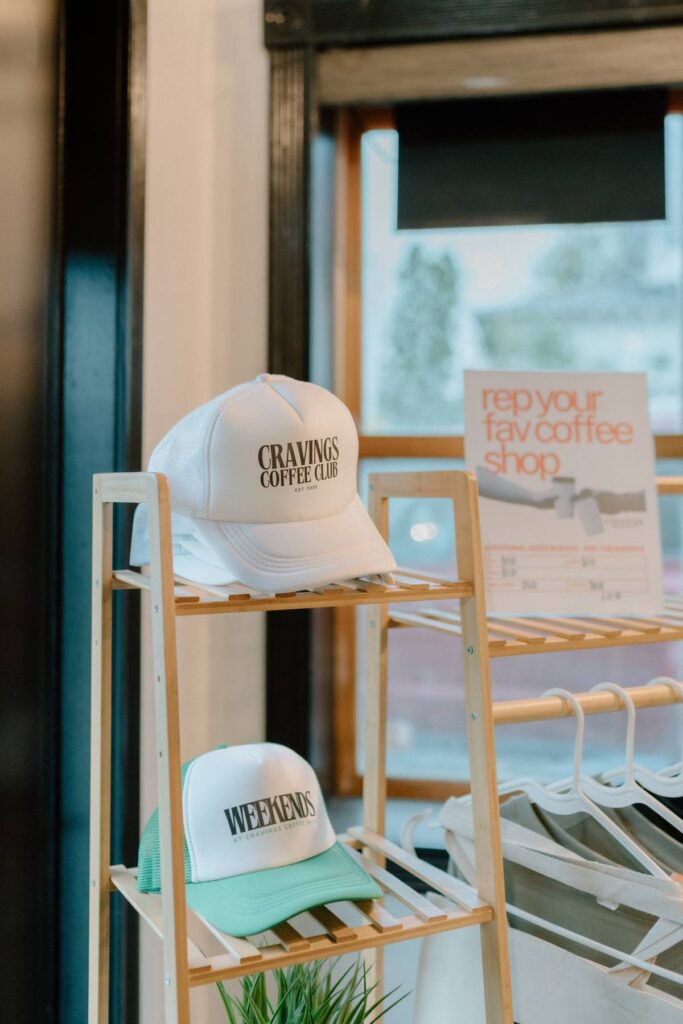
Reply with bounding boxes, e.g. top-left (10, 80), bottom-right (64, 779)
top-left (110, 867), bottom-right (211, 973)
top-left (495, 616), bottom-right (586, 641)
top-left (354, 899), bottom-right (402, 934)
top-left (343, 847), bottom-right (448, 923)
top-left (173, 576), bottom-right (257, 602)
top-left (269, 921), bottom-right (310, 952)
top-left (543, 616), bottom-right (621, 638)
top-left (390, 610), bottom-right (461, 637)
top-left (583, 615), bottom-right (663, 634)
top-left (112, 569), bottom-right (200, 603)
top-left (347, 827), bottom-right (486, 913)
top-left (193, 915), bottom-right (263, 966)
top-left (307, 905), bottom-right (358, 943)
top-left (421, 607), bottom-right (549, 643)
top-left (481, 619), bottom-right (550, 644)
